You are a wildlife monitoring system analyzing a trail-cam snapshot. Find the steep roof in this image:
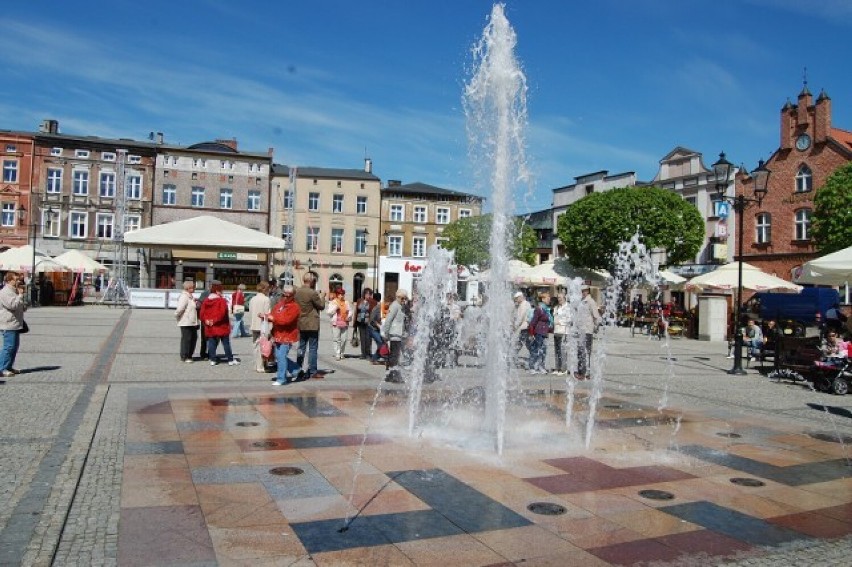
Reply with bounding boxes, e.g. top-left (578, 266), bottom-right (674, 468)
top-left (830, 127), bottom-right (852, 153)
top-left (272, 164), bottom-right (380, 182)
top-left (383, 182), bottom-right (482, 201)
